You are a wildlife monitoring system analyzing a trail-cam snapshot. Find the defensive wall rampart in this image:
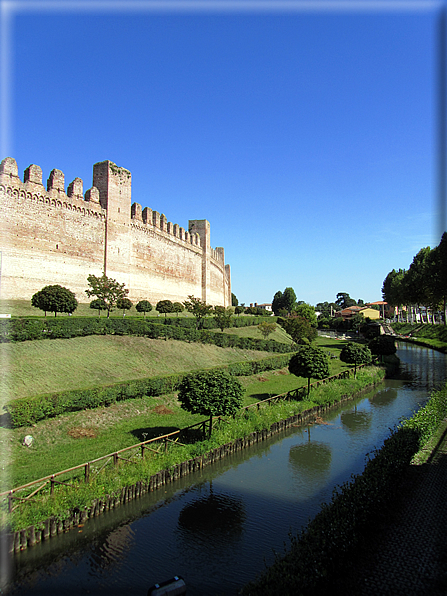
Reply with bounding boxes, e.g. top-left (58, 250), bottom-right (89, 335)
top-left (0, 158), bottom-right (231, 306)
